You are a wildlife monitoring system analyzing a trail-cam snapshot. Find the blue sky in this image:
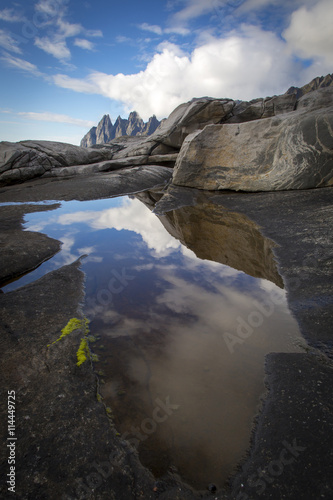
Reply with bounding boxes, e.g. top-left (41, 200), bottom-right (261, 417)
top-left (0, 0), bottom-right (332, 145)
